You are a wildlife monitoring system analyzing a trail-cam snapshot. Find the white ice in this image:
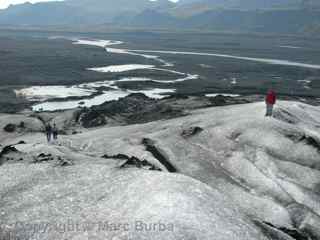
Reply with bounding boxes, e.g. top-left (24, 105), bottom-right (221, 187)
top-left (78, 80), bottom-right (116, 89)
top-left (75, 39), bottom-right (316, 70)
top-left (15, 76), bottom-right (179, 111)
top-left (31, 90), bottom-right (129, 111)
top-left (129, 88), bottom-right (176, 99)
top-left (199, 64), bottom-right (213, 68)
top-left (73, 39), bottom-right (123, 48)
top-left (62, 100), bottom-right (320, 229)
top-left (88, 64), bottom-right (155, 73)
top-left (2, 100), bottom-right (320, 239)
top-left (279, 45), bottom-right (303, 49)
top-left (205, 93), bottom-right (240, 97)
top-left (231, 77), bottom-right (237, 85)
top-left (106, 47), bottom-right (174, 67)
top-left (130, 49), bottom-right (320, 70)
top-left (15, 86), bottom-right (95, 101)
top-left (31, 88), bottom-right (176, 111)
top-left (116, 77), bottom-right (155, 83)
top-left (298, 79), bottom-right (312, 89)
